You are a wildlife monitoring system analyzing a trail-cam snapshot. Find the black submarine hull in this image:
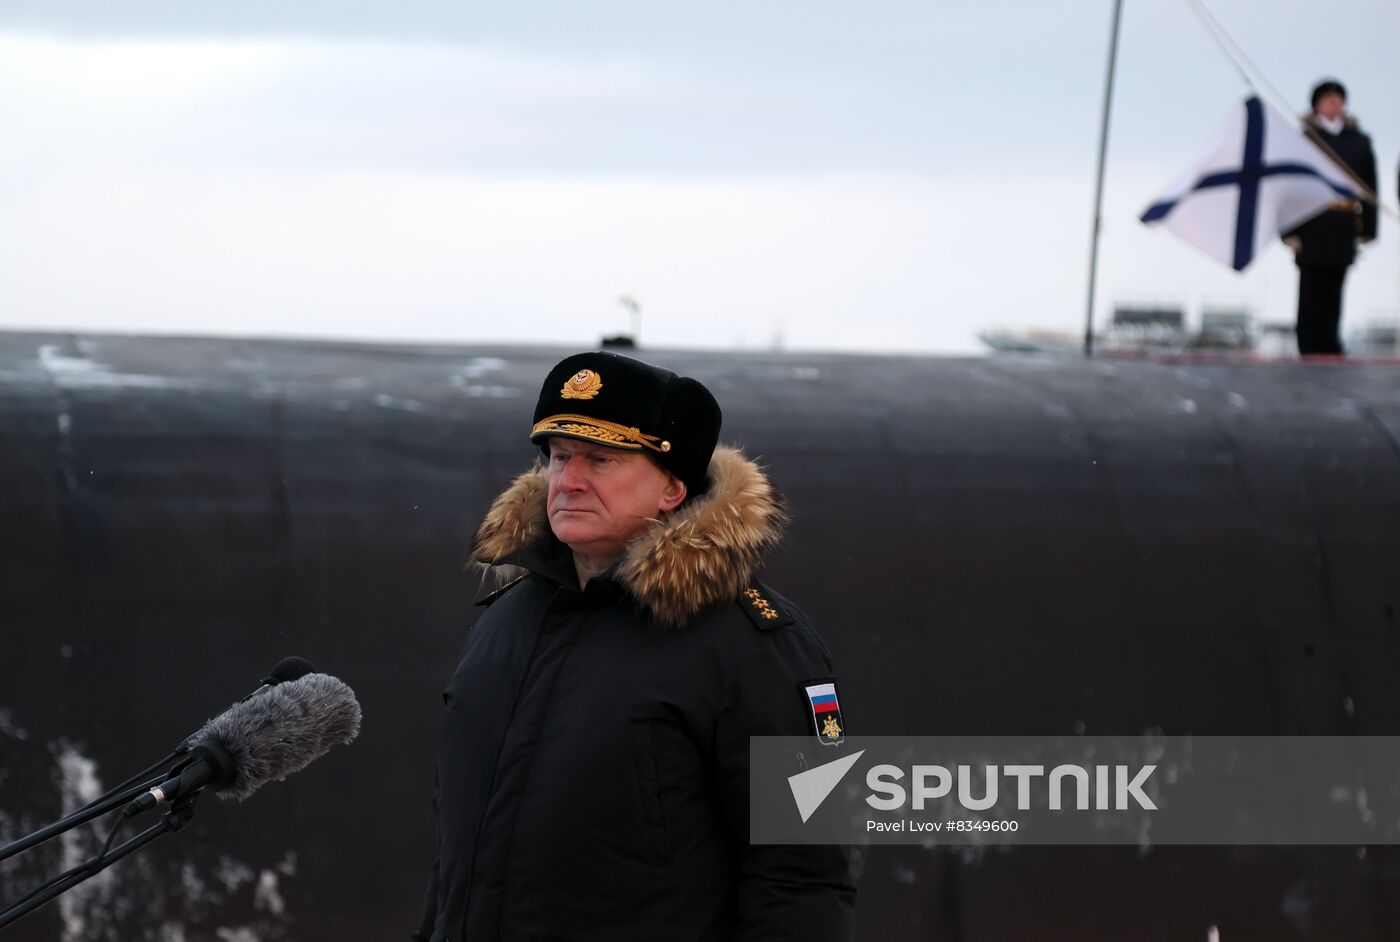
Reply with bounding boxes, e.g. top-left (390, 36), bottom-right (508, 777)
top-left (2, 331), bottom-right (1398, 940)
